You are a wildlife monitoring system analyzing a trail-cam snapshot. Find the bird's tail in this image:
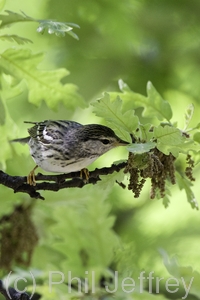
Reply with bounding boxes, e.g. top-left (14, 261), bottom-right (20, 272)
top-left (10, 121), bottom-right (36, 144)
top-left (10, 137), bottom-right (30, 144)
